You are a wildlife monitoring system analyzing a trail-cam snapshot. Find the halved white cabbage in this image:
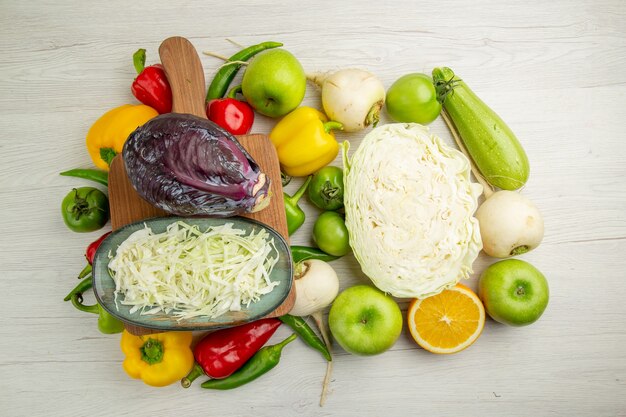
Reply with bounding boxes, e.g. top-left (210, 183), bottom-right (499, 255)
top-left (343, 123), bottom-right (482, 298)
